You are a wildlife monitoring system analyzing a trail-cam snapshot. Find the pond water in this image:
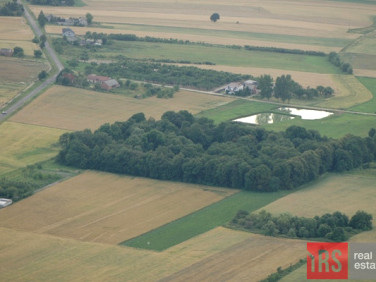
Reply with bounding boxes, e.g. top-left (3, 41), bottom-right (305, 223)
top-left (234, 113), bottom-right (295, 125)
top-left (234, 107), bottom-right (333, 125)
top-left (277, 107), bottom-right (333, 120)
